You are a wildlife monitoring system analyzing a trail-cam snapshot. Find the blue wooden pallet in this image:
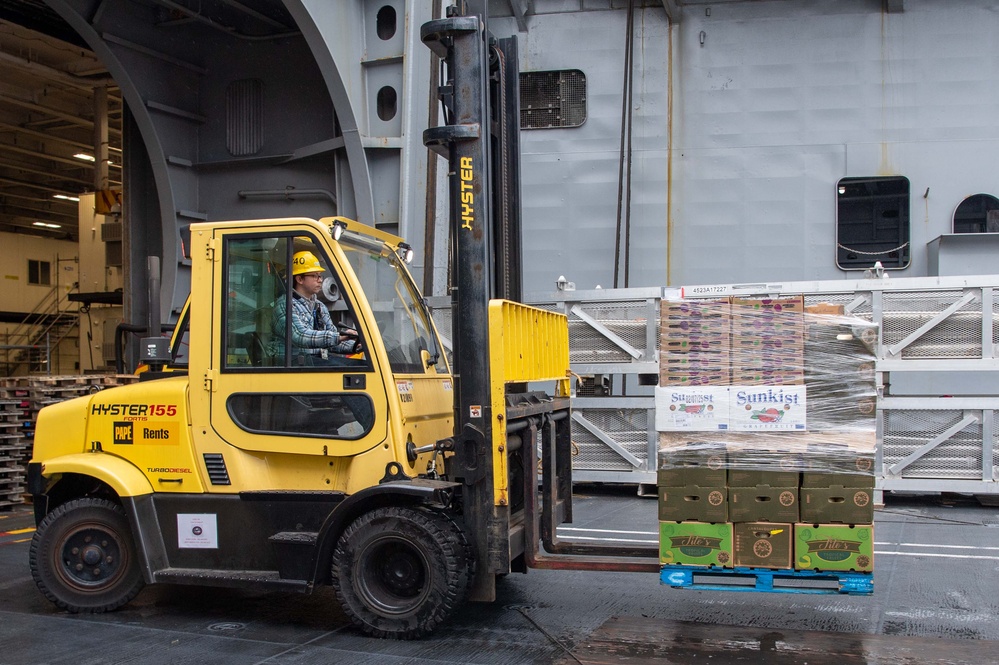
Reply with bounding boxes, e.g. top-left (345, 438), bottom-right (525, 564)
top-left (660, 565), bottom-right (873, 595)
